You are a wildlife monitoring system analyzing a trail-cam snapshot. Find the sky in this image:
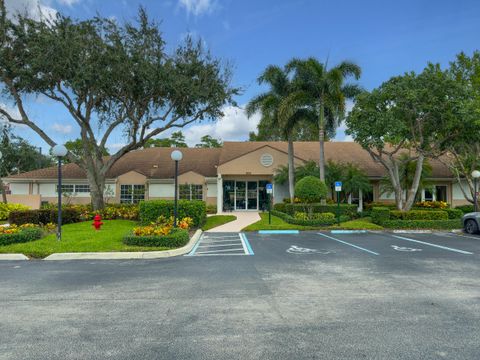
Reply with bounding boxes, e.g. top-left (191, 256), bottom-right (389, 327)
top-left (3, 0), bottom-right (480, 152)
